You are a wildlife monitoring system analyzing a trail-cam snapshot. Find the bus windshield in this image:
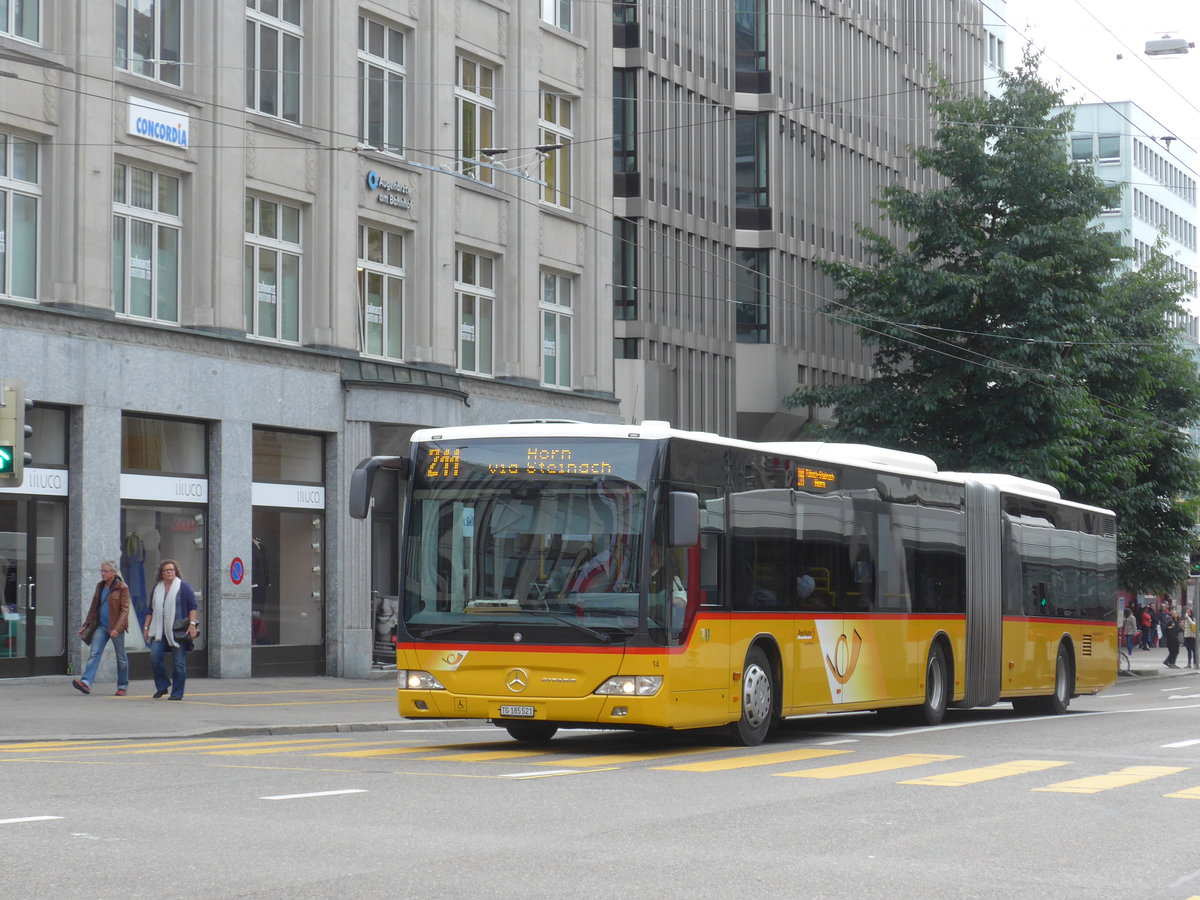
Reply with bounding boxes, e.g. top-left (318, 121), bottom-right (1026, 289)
top-left (400, 438), bottom-right (660, 642)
